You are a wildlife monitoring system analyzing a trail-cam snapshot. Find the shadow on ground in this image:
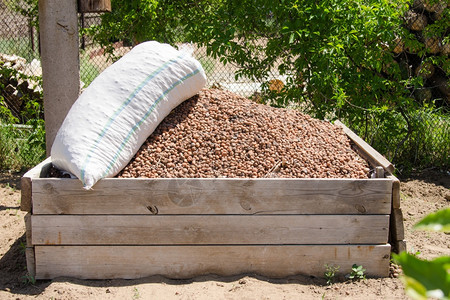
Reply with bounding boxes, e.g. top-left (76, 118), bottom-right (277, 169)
top-left (400, 169), bottom-right (449, 189)
top-left (0, 171), bottom-right (23, 190)
top-left (0, 233), bottom-right (51, 295)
